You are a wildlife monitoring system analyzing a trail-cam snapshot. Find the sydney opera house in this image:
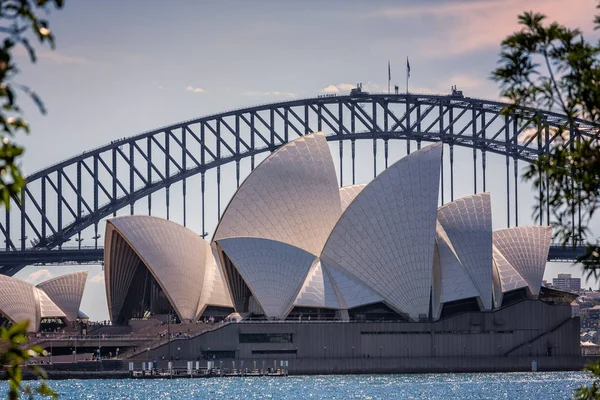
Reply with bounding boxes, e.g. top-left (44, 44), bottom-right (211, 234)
top-left (0, 271), bottom-right (88, 332)
top-left (102, 133), bottom-right (579, 367)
